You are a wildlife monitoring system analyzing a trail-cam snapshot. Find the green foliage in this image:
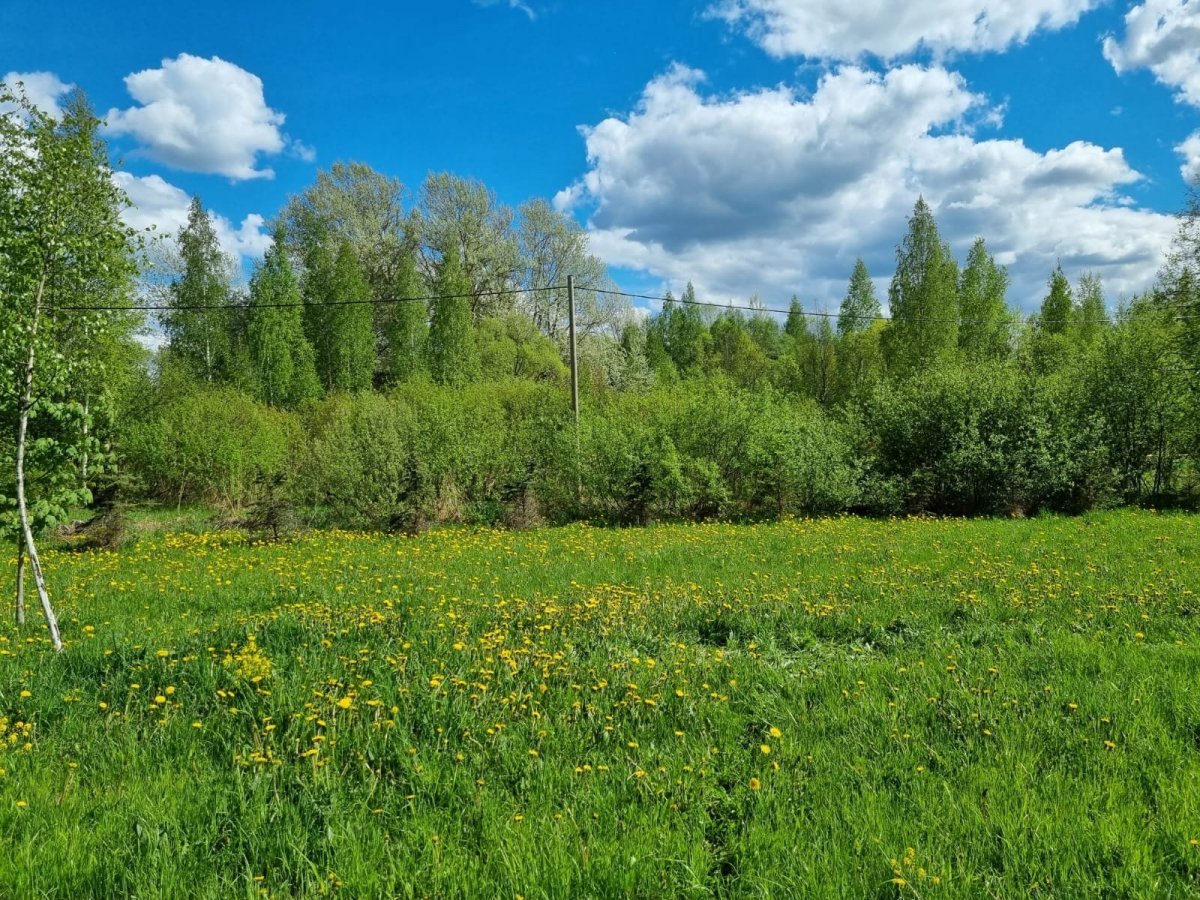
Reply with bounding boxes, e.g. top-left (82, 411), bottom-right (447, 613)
top-left (655, 284), bottom-right (710, 375)
top-left (579, 382), bottom-right (860, 523)
top-left (299, 380), bottom-right (570, 529)
top-left (418, 172), bottom-right (520, 318)
top-left (837, 259), bottom-right (880, 335)
top-left (858, 362), bottom-right (1103, 515)
top-left (884, 197), bottom-right (960, 374)
top-left (477, 313), bottom-right (569, 383)
top-left (0, 87), bottom-right (139, 540)
top-left (1039, 264), bottom-right (1074, 336)
top-left (302, 240), bottom-right (376, 392)
top-left (246, 226), bottom-right (320, 407)
top-left (164, 197), bottom-right (238, 384)
top-left (958, 237), bottom-right (1012, 362)
top-left (427, 245), bottom-right (479, 386)
top-left (1074, 272), bottom-right (1108, 348)
top-left (125, 387), bottom-right (300, 511)
top-left (383, 251), bottom-right (428, 383)
top-left (1081, 300), bottom-right (1190, 502)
